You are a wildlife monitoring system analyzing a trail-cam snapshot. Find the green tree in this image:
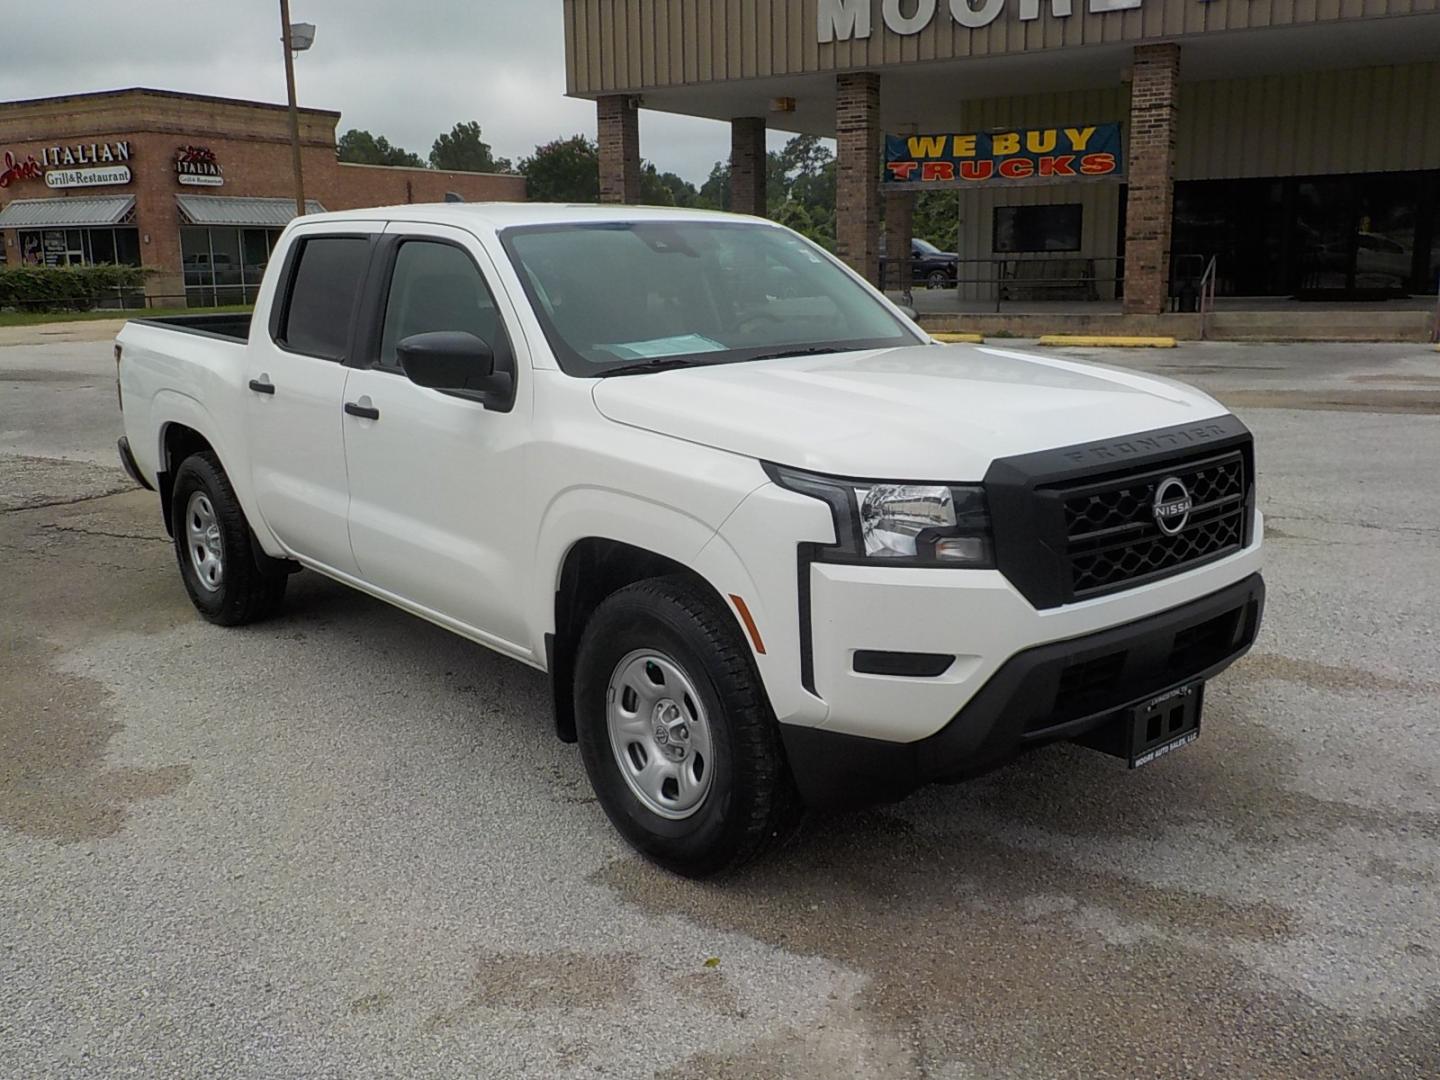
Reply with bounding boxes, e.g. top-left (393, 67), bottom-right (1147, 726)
top-left (639, 163), bottom-right (674, 206)
top-left (337, 129), bottom-right (425, 168)
top-left (429, 121), bottom-right (512, 174)
top-left (519, 135), bottom-right (600, 202)
top-left (652, 170), bottom-right (700, 207)
top-left (693, 161), bottom-right (728, 210)
top-left (776, 135), bottom-right (831, 182)
top-left (769, 135), bottom-right (837, 250)
top-left (690, 136), bottom-right (840, 248)
top-left (912, 190), bottom-right (961, 252)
